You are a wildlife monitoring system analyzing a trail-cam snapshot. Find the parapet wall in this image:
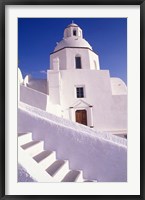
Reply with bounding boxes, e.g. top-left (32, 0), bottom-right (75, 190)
top-left (18, 102), bottom-right (127, 182)
top-left (20, 85), bottom-right (61, 116)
